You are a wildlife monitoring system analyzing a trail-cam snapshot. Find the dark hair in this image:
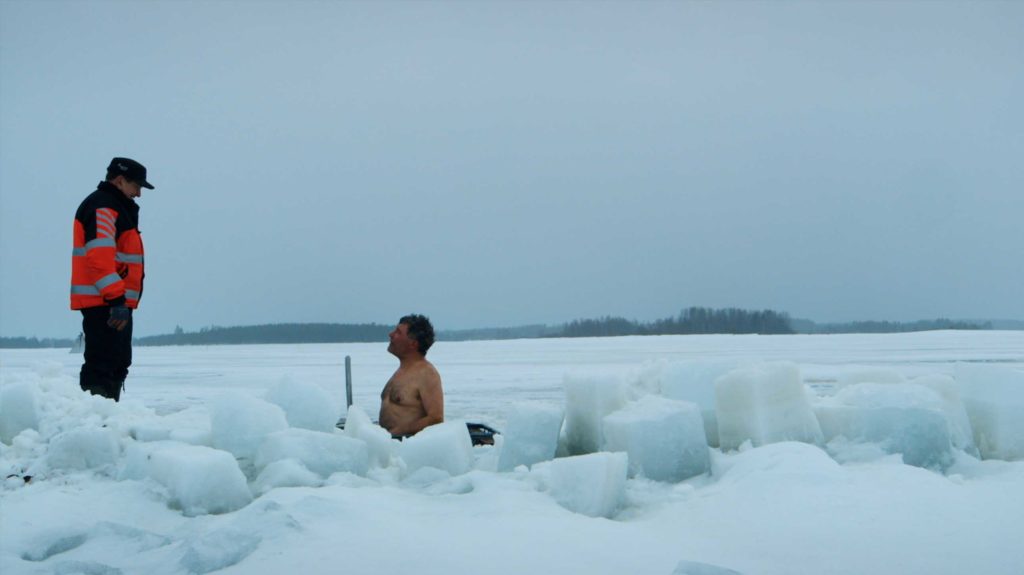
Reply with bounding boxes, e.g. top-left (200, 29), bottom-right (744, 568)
top-left (400, 314), bottom-right (435, 355)
top-left (105, 170), bottom-right (134, 183)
